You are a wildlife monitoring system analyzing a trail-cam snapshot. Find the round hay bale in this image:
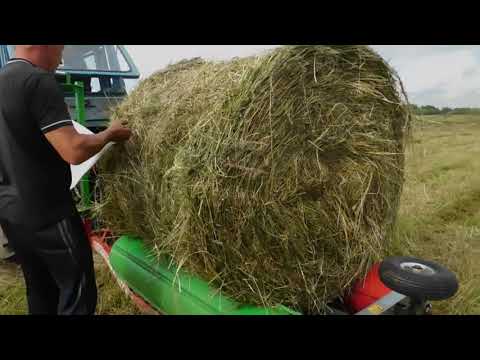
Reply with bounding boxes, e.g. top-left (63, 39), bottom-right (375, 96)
top-left (97, 45), bottom-right (412, 314)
